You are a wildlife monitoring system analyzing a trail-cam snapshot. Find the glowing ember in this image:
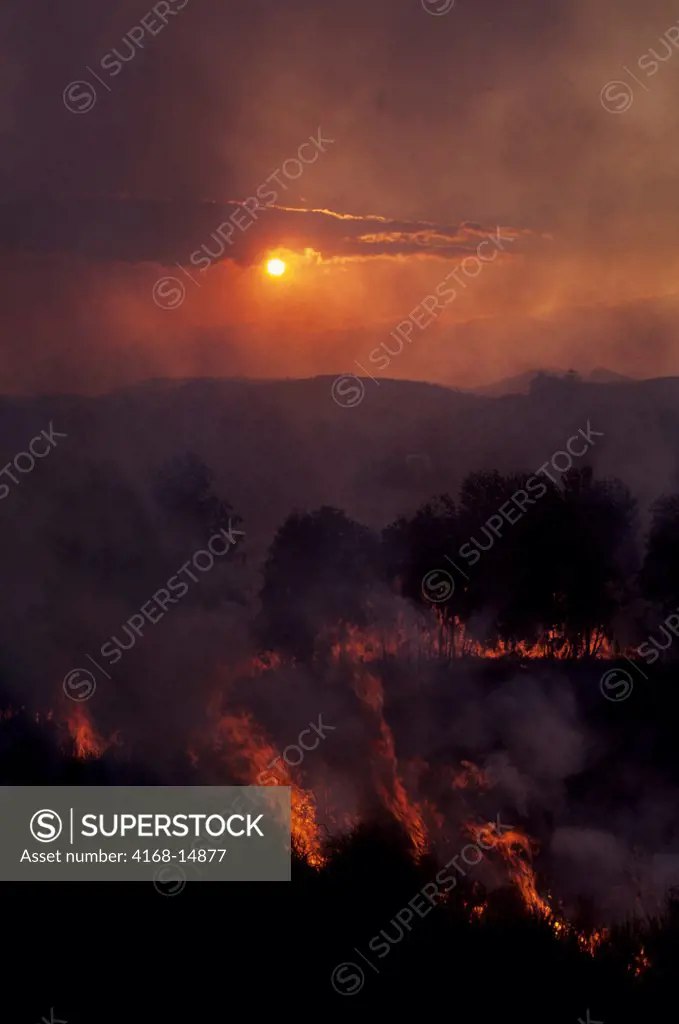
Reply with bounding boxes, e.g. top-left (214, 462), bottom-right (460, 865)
top-left (631, 945), bottom-right (651, 977)
top-left (250, 650), bottom-right (284, 674)
top-left (452, 760), bottom-right (491, 790)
